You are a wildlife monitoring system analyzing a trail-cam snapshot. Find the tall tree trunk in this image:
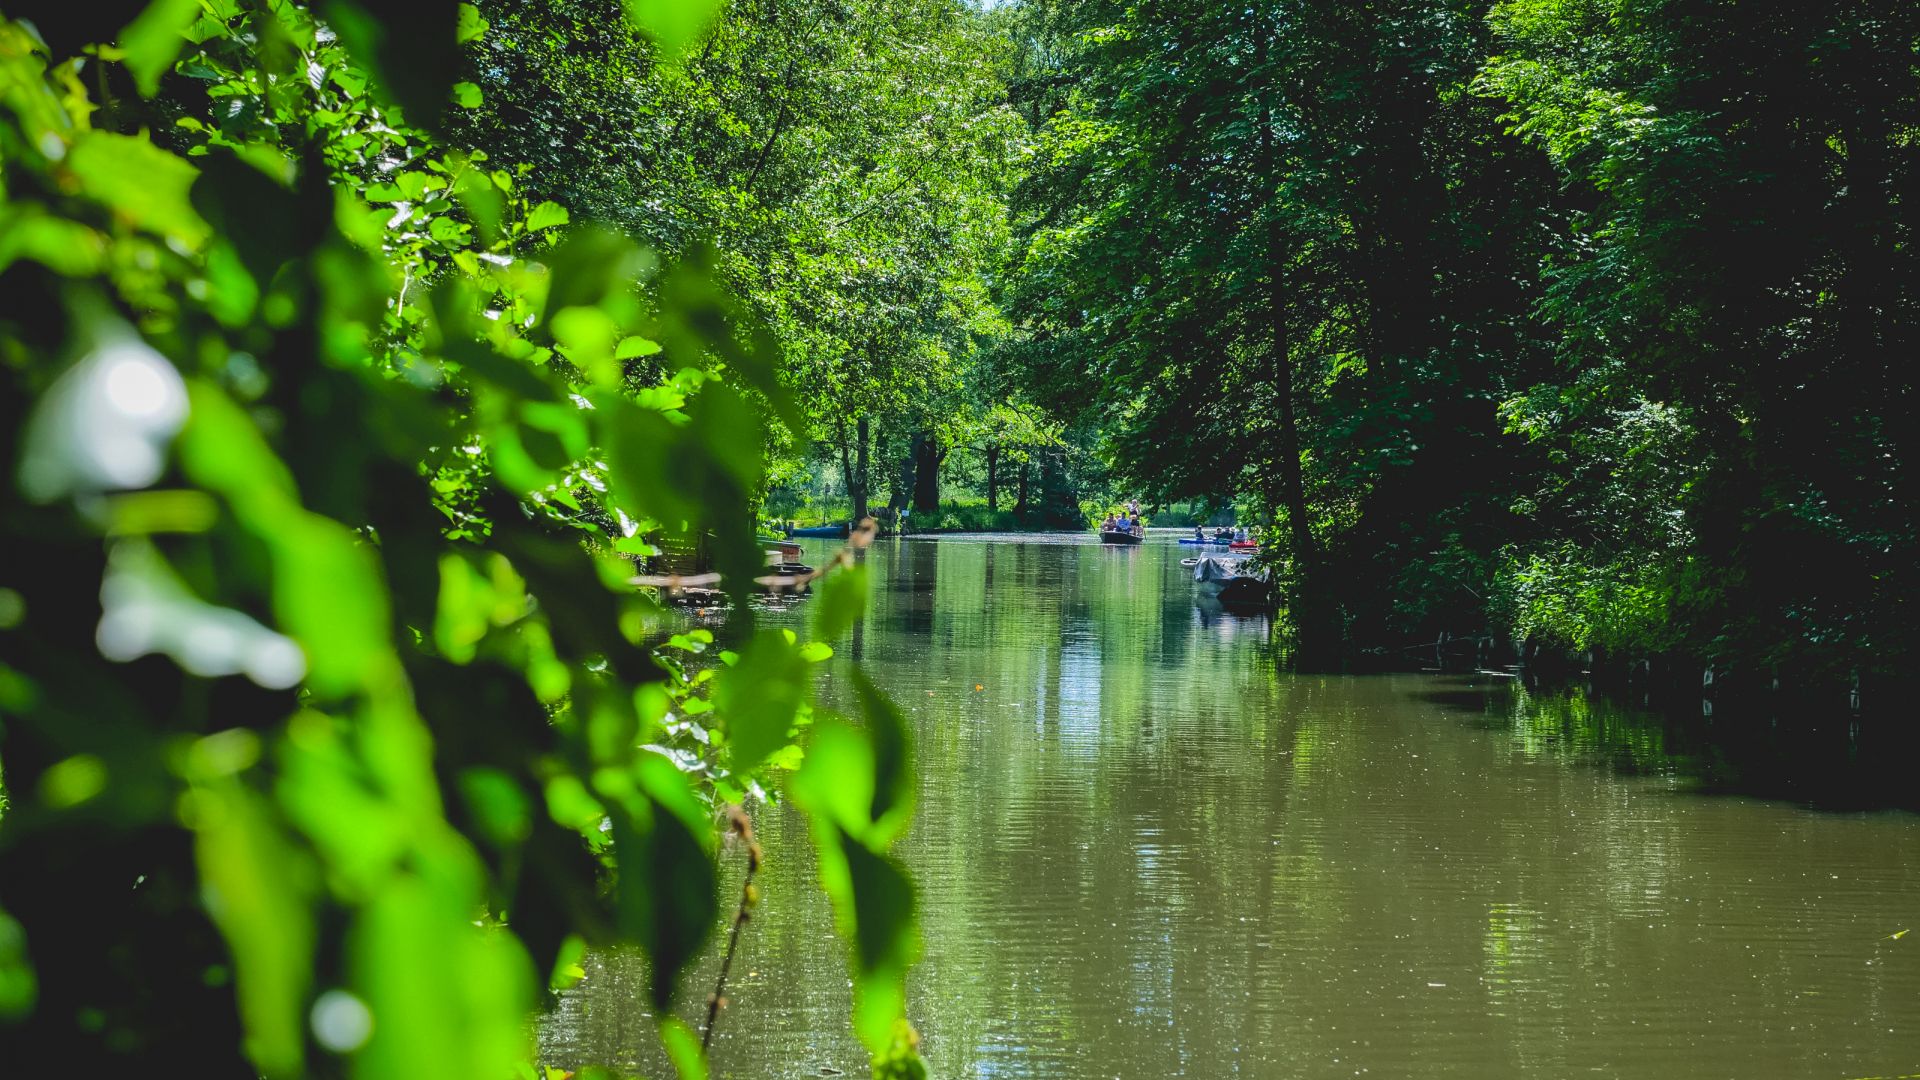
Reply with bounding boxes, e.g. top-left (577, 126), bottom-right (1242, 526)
top-left (836, 419), bottom-right (856, 524)
top-left (985, 445), bottom-right (1000, 512)
top-left (852, 416), bottom-right (870, 522)
top-left (1258, 54), bottom-right (1331, 663)
top-left (911, 430), bottom-right (940, 513)
top-left (892, 433), bottom-right (915, 513)
top-left (1260, 101), bottom-right (1313, 575)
